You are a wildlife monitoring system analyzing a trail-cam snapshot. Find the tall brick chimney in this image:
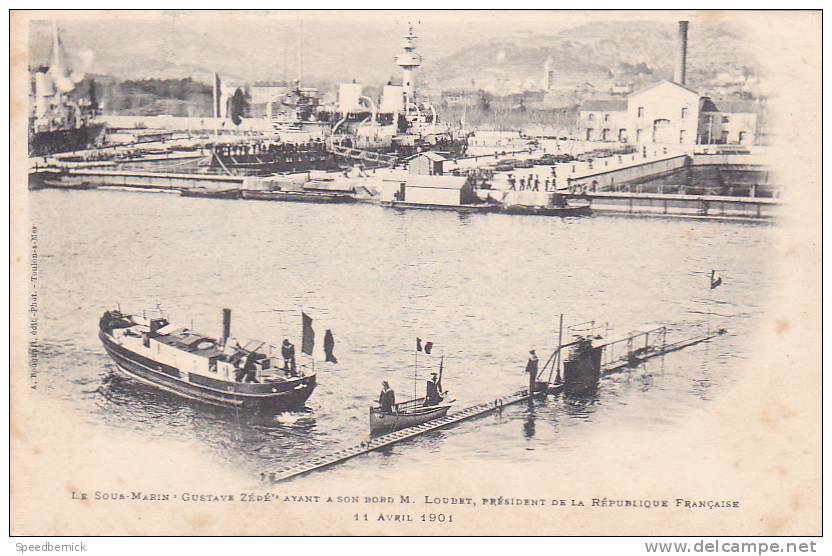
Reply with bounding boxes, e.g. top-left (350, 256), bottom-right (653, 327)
top-left (674, 21), bottom-right (689, 85)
